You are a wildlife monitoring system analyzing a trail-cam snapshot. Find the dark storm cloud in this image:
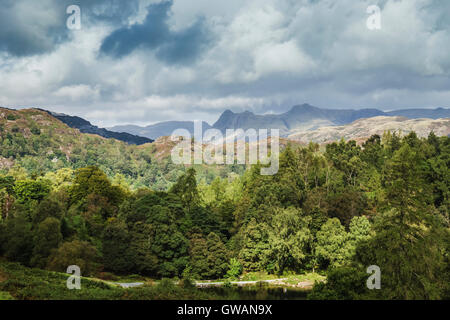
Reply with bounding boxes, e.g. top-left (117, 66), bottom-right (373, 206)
top-left (0, 0), bottom-right (139, 57)
top-left (0, 0), bottom-right (66, 56)
top-left (100, 1), bottom-right (212, 65)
